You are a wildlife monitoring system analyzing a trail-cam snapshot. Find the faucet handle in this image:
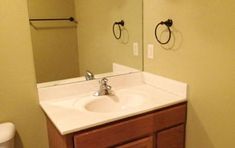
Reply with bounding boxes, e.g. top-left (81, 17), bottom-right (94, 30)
top-left (100, 77), bottom-right (108, 84)
top-left (94, 77), bottom-right (112, 96)
top-left (106, 85), bottom-right (112, 90)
